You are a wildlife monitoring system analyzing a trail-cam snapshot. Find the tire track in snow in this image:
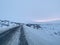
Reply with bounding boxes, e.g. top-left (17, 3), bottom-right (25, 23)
top-left (19, 25), bottom-right (28, 45)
